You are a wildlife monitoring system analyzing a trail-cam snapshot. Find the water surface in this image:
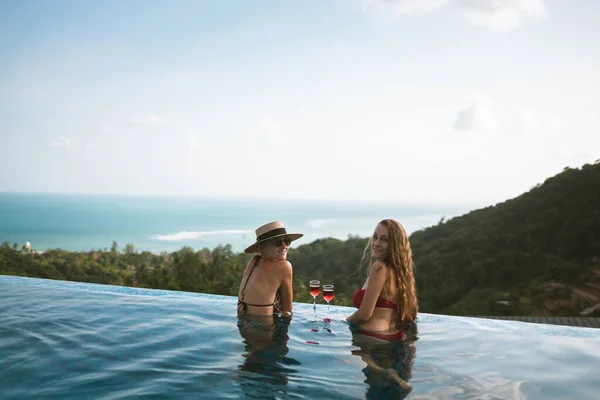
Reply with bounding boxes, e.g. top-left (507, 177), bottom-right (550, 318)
top-left (1, 275), bottom-right (599, 399)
